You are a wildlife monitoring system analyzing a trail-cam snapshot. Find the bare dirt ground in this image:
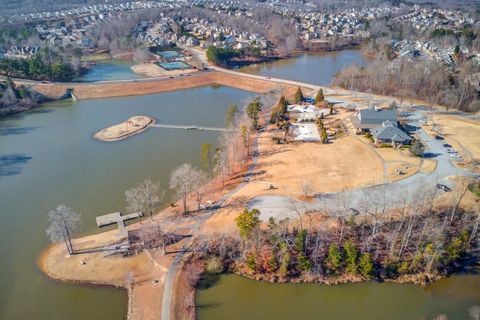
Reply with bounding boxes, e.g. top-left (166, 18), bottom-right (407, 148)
top-left (32, 71), bottom-right (282, 100)
top-left (94, 115), bottom-right (155, 142)
top-left (131, 63), bottom-right (198, 78)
